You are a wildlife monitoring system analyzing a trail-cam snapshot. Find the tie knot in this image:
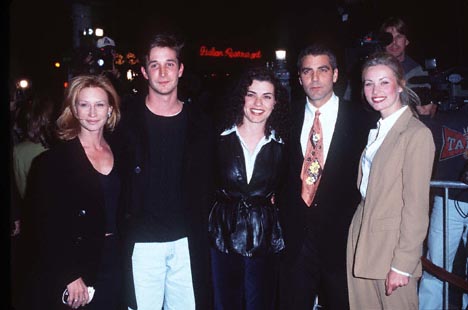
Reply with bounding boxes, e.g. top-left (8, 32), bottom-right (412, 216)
top-left (315, 110), bottom-right (321, 118)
